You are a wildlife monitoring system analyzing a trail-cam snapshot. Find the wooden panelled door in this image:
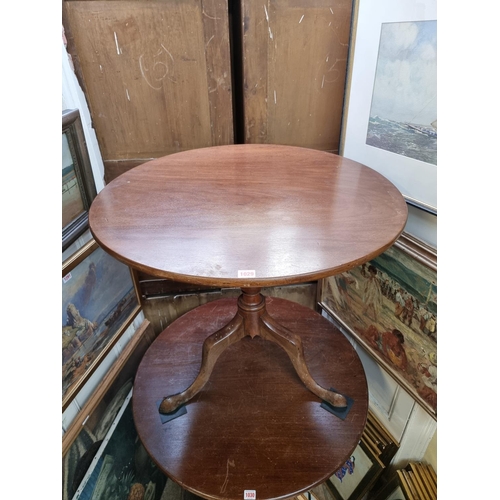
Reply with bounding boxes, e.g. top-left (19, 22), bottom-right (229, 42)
top-left (241, 0), bottom-right (353, 153)
top-left (63, 0), bottom-right (353, 176)
top-left (63, 0), bottom-right (235, 183)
